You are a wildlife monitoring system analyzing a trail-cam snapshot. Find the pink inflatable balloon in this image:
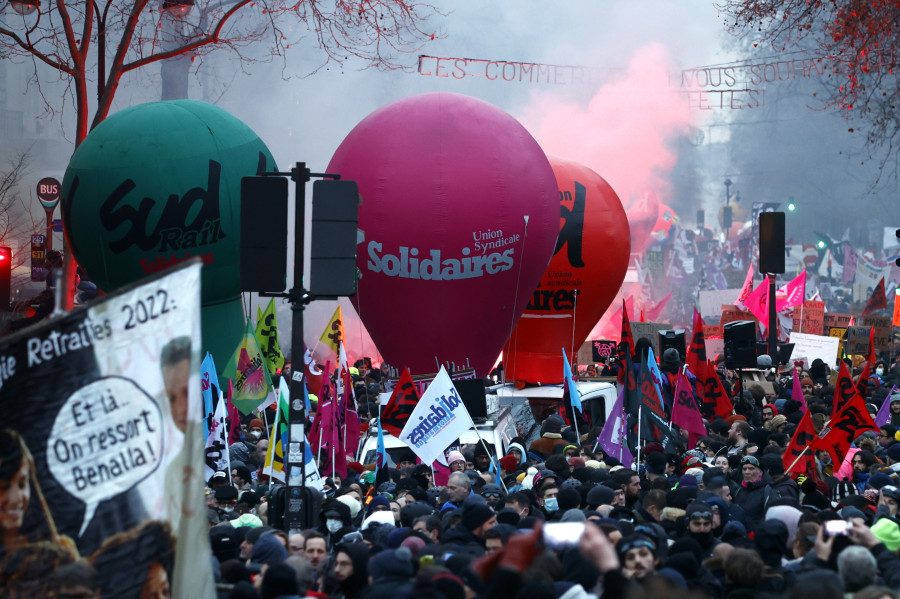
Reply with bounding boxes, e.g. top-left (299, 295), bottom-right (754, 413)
top-left (327, 93), bottom-right (559, 376)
